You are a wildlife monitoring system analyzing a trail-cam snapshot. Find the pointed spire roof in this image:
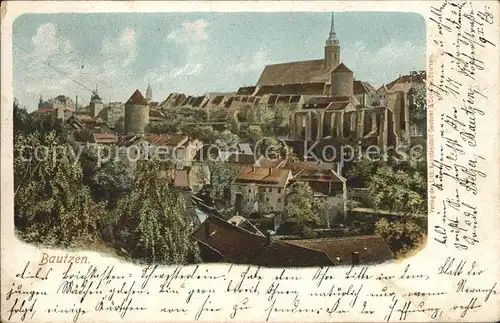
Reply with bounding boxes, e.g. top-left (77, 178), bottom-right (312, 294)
top-left (126, 89), bottom-right (149, 105)
top-left (326, 12), bottom-right (339, 45)
top-left (332, 63), bottom-right (352, 73)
